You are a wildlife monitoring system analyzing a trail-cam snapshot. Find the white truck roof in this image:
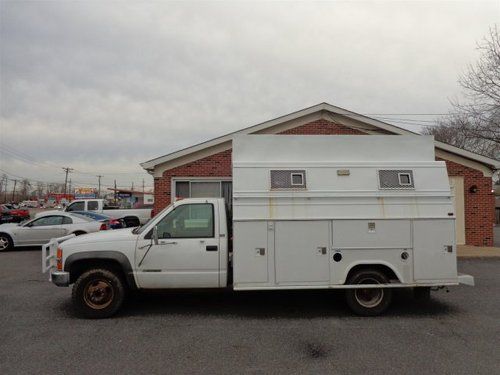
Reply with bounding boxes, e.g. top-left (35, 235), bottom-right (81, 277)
top-left (232, 135), bottom-right (452, 221)
top-left (232, 134), bottom-right (435, 163)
